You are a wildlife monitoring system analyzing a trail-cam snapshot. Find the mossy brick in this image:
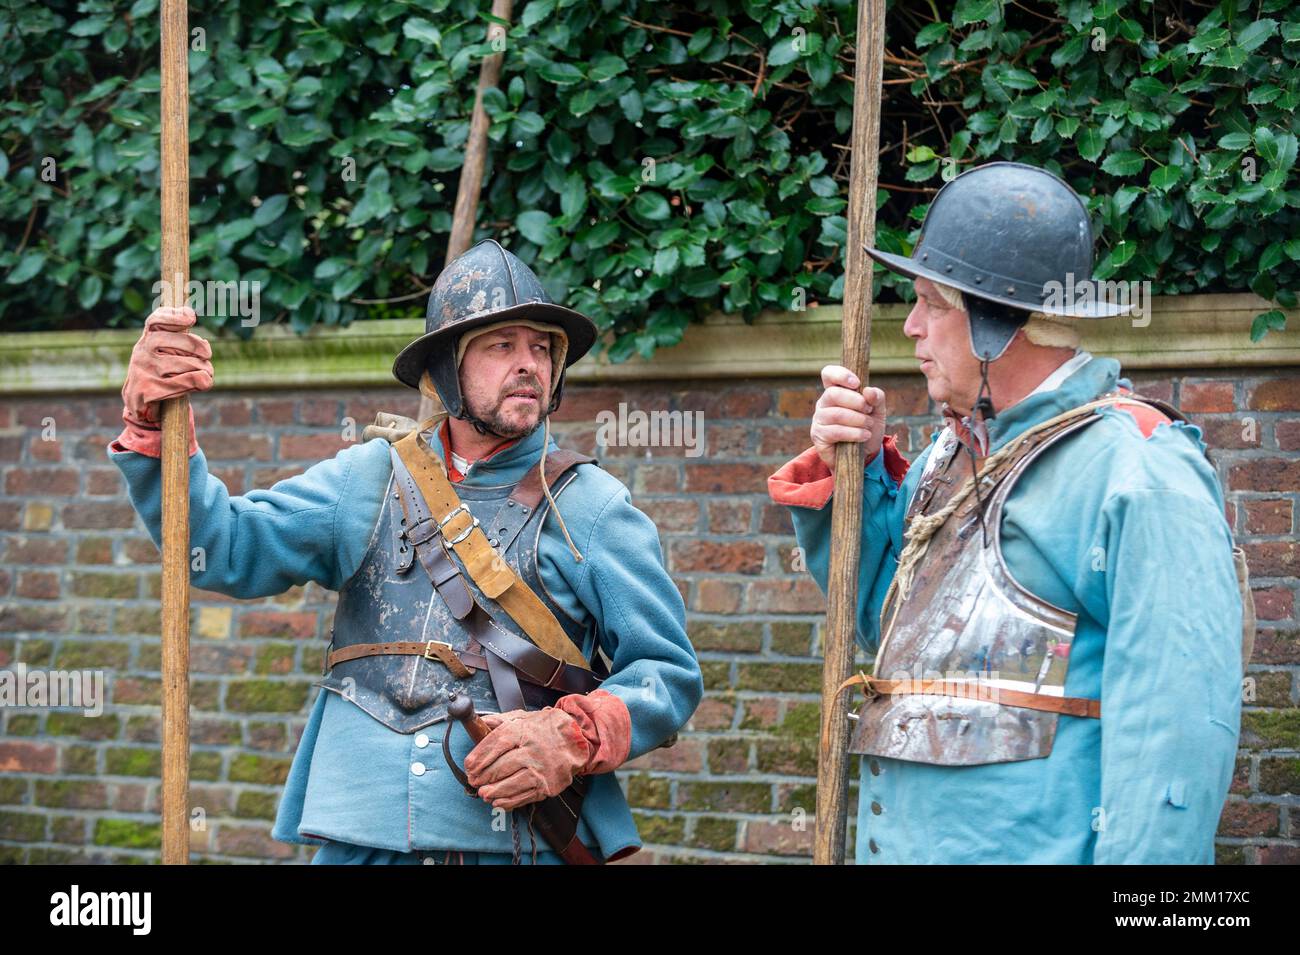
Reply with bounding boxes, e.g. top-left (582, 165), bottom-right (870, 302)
top-left (226, 680), bottom-right (310, 713)
top-left (63, 745), bottom-right (98, 774)
top-left (114, 606), bottom-right (161, 635)
top-left (235, 790), bottom-right (280, 820)
top-left (125, 715), bottom-right (161, 743)
top-left (632, 812), bottom-right (685, 844)
top-left (769, 622), bottom-right (814, 656)
top-left (35, 780), bottom-right (109, 810)
top-left (55, 640), bottom-right (131, 670)
top-left (94, 818), bottom-right (162, 849)
top-left (192, 719), bottom-right (241, 746)
top-left (0, 811), bottom-right (47, 841)
top-left (625, 774), bottom-right (672, 810)
top-left (5, 714), bottom-right (40, 735)
top-left (736, 662), bottom-right (822, 693)
top-left (17, 639), bottom-right (53, 666)
top-left (113, 676), bottom-right (161, 705)
top-left (29, 848), bottom-right (81, 863)
top-left (780, 702), bottom-right (821, 740)
top-left (51, 816), bottom-right (86, 844)
top-left (247, 721), bottom-right (288, 751)
top-left (75, 606), bottom-right (113, 635)
top-left (688, 817), bottom-right (738, 852)
top-left (1259, 757), bottom-right (1300, 795)
top-left (45, 712), bottom-right (121, 742)
top-left (1240, 710), bottom-right (1300, 749)
top-left (255, 642), bottom-right (298, 675)
top-left (75, 537), bottom-right (114, 564)
top-left (70, 572), bottom-right (138, 599)
top-left (777, 783), bottom-right (818, 813)
top-left (700, 660), bottom-right (732, 691)
top-left (0, 846), bottom-right (25, 864)
top-left (688, 622), bottom-right (763, 653)
top-left (739, 698), bottom-right (780, 731)
top-left (190, 751), bottom-right (223, 781)
top-left (1253, 672), bottom-right (1294, 708)
top-left (708, 738), bottom-right (750, 774)
top-left (106, 747), bottom-right (161, 777)
top-left (756, 738), bottom-right (818, 776)
top-left (0, 778), bottom-right (28, 804)
top-left (135, 644), bottom-right (161, 670)
top-left (192, 679), bottom-right (222, 711)
top-left (1215, 843), bottom-right (1247, 865)
top-left (229, 753), bottom-right (292, 785)
top-left (677, 781), bottom-right (770, 813)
